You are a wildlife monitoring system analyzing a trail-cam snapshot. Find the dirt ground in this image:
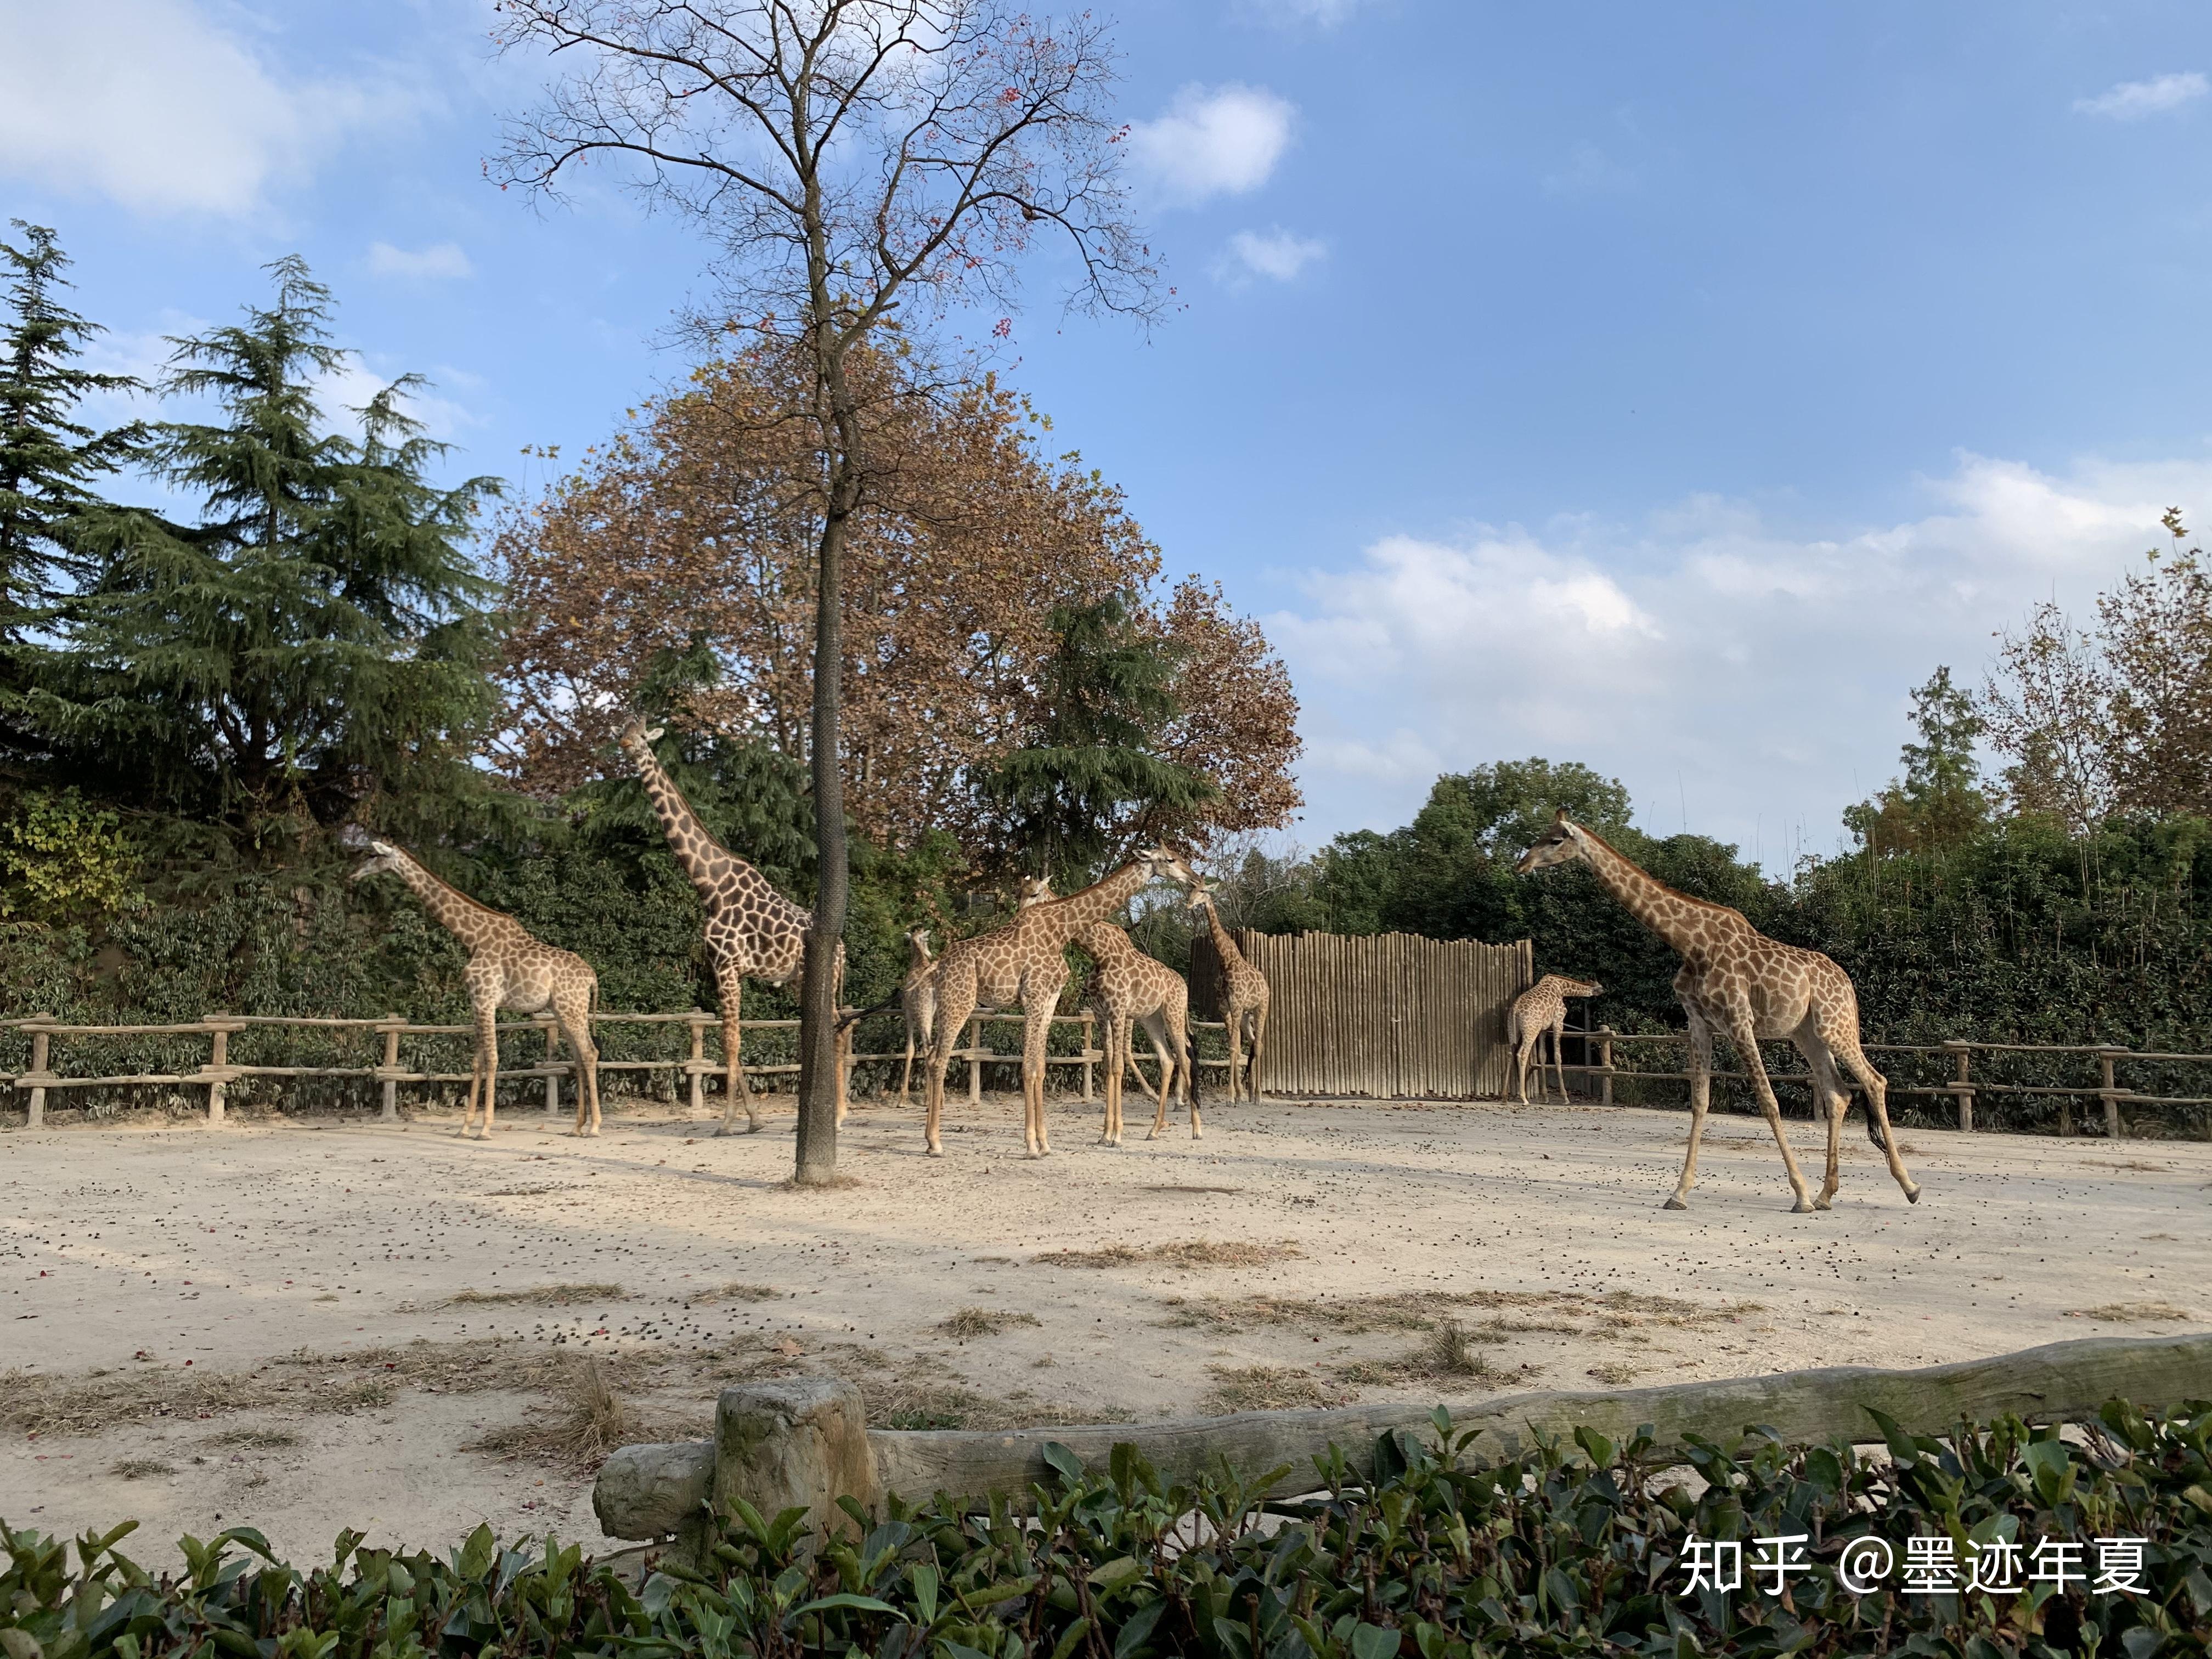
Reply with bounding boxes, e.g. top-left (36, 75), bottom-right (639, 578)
top-left (4, 1088), bottom-right (2207, 1567)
